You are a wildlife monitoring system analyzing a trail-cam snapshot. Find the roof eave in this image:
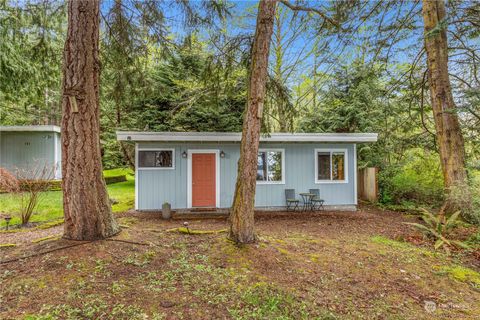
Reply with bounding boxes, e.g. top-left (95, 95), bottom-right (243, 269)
top-left (116, 131), bottom-right (378, 143)
top-left (0, 125), bottom-right (61, 133)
